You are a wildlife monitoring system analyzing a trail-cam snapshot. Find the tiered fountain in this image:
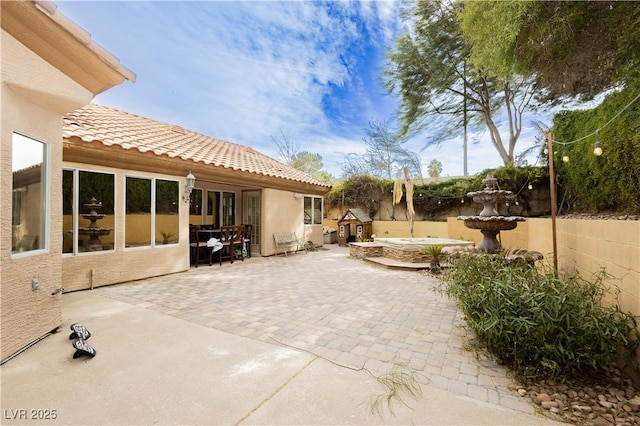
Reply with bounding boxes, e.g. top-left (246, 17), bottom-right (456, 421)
top-left (458, 174), bottom-right (525, 253)
top-left (78, 197), bottom-right (112, 251)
